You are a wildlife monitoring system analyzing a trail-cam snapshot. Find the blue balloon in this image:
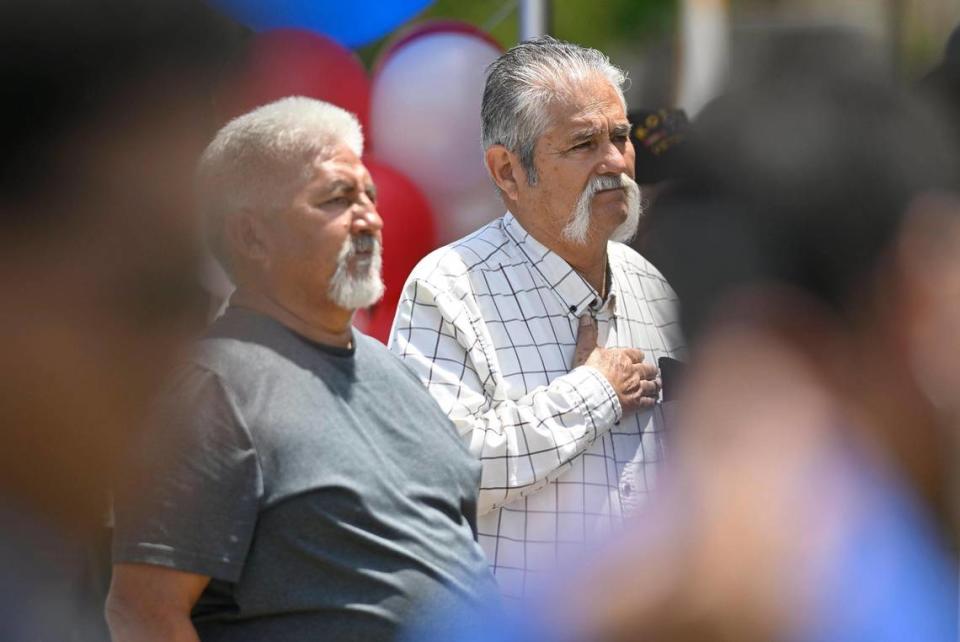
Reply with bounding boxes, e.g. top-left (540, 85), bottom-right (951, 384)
top-left (209, 0), bottom-right (435, 48)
